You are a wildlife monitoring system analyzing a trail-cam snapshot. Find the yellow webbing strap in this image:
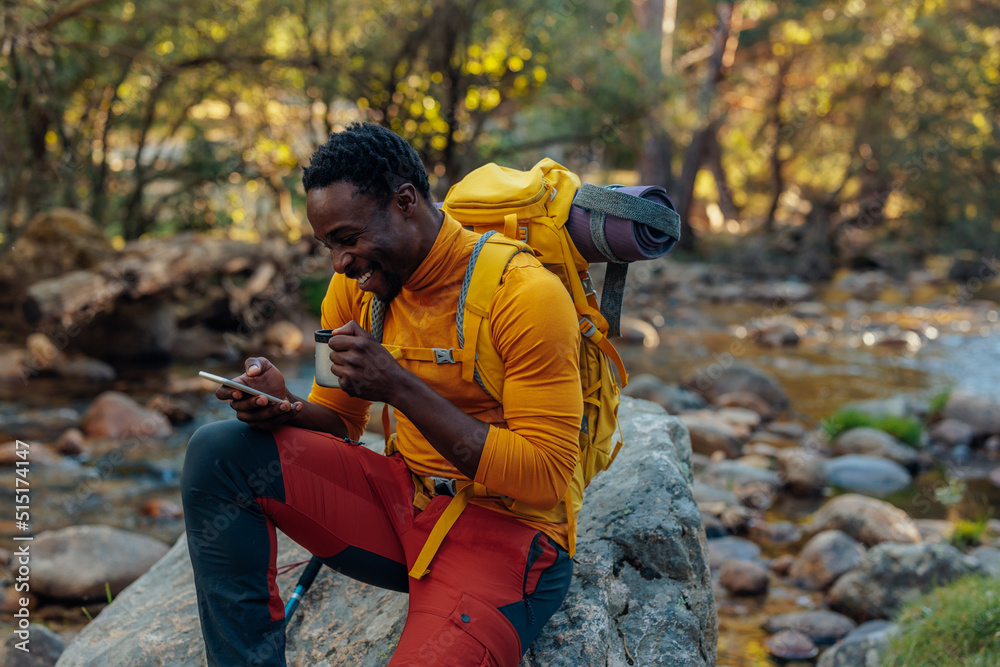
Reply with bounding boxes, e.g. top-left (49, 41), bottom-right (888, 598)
top-left (579, 320), bottom-right (628, 388)
top-left (566, 487), bottom-right (577, 557)
top-left (381, 345), bottom-right (466, 364)
top-left (503, 212), bottom-right (518, 240)
top-left (409, 482), bottom-right (475, 579)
